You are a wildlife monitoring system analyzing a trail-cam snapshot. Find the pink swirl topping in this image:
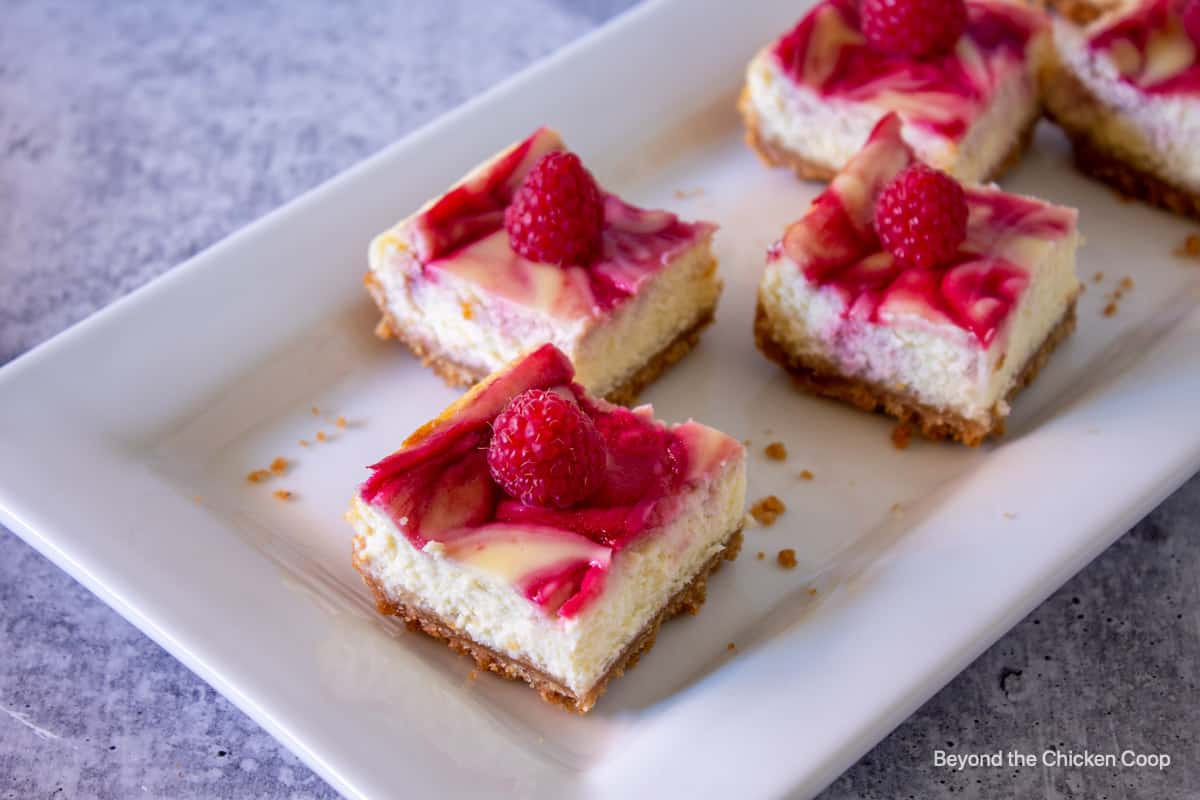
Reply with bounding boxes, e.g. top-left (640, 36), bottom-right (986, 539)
top-left (771, 0), bottom-right (1046, 138)
top-left (390, 128), bottom-right (715, 320)
top-left (773, 114), bottom-right (1076, 346)
top-left (1087, 0), bottom-right (1200, 94)
top-left (360, 345), bottom-right (742, 619)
